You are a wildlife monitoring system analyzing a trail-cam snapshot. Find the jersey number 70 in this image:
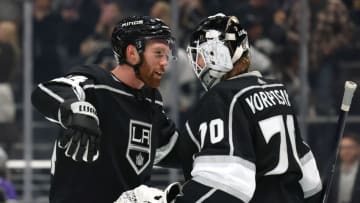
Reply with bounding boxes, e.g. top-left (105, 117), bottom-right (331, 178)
top-left (258, 115), bottom-right (301, 176)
